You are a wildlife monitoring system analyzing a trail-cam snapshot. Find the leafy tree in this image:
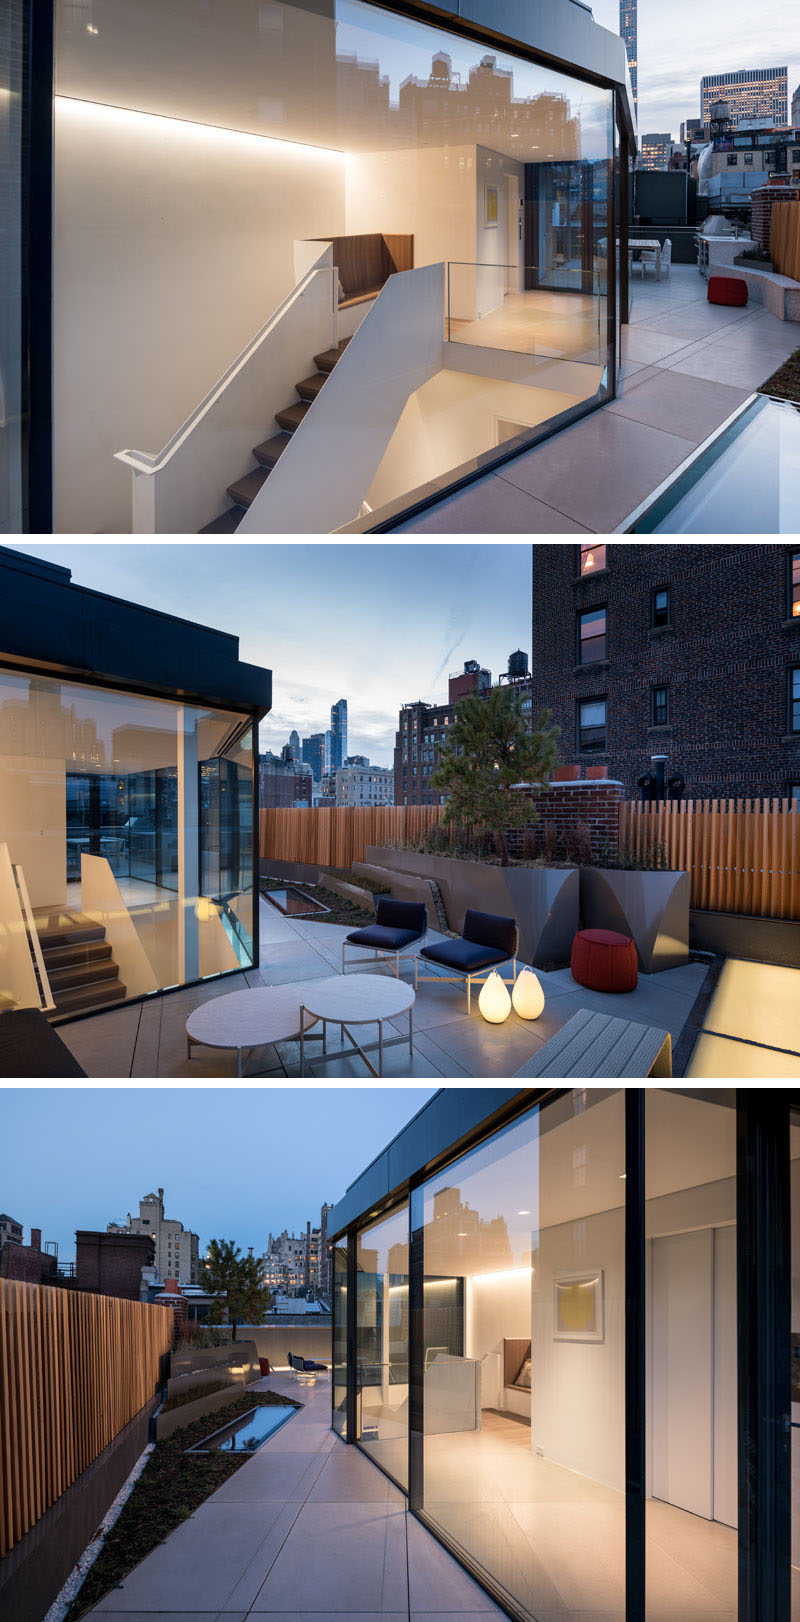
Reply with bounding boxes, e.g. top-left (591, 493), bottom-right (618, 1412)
top-left (430, 687), bottom-right (559, 867)
top-left (204, 1239), bottom-right (272, 1340)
